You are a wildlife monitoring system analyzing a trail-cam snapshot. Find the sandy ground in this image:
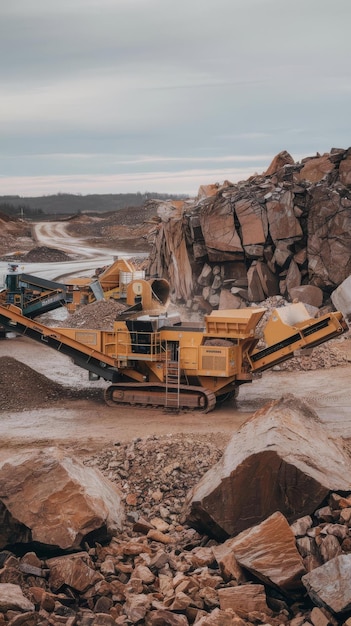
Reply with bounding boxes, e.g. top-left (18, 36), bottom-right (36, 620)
top-left (1, 334), bottom-right (351, 461)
